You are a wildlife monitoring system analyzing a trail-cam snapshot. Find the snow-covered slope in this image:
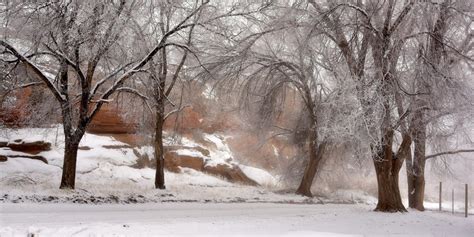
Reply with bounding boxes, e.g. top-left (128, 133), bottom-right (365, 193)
top-left (0, 127), bottom-right (300, 204)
